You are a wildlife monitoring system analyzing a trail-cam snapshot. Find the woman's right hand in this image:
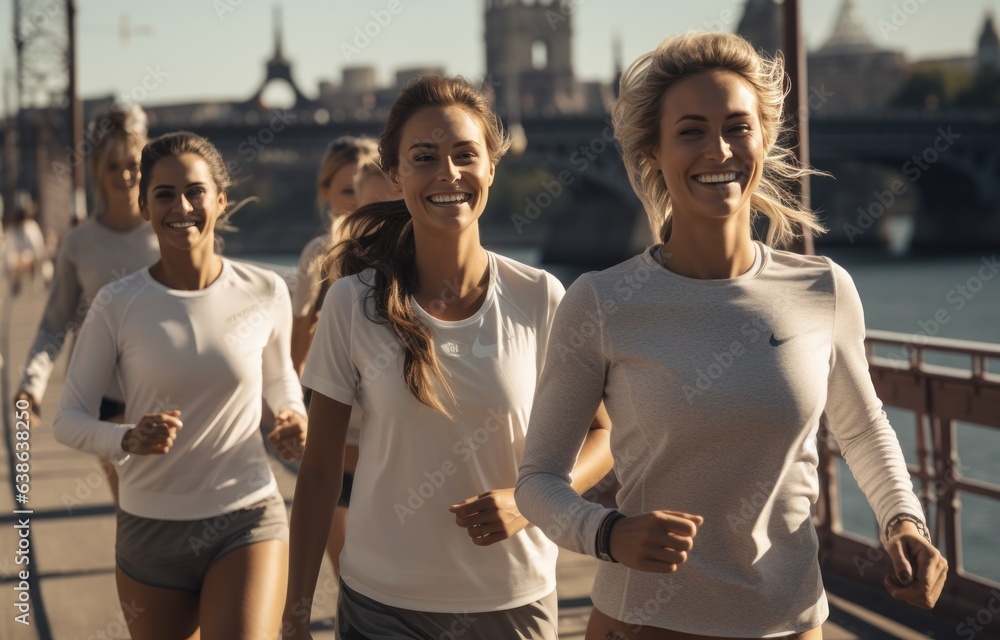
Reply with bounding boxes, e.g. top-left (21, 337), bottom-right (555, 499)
top-left (121, 410), bottom-right (183, 455)
top-left (609, 510), bottom-right (703, 573)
